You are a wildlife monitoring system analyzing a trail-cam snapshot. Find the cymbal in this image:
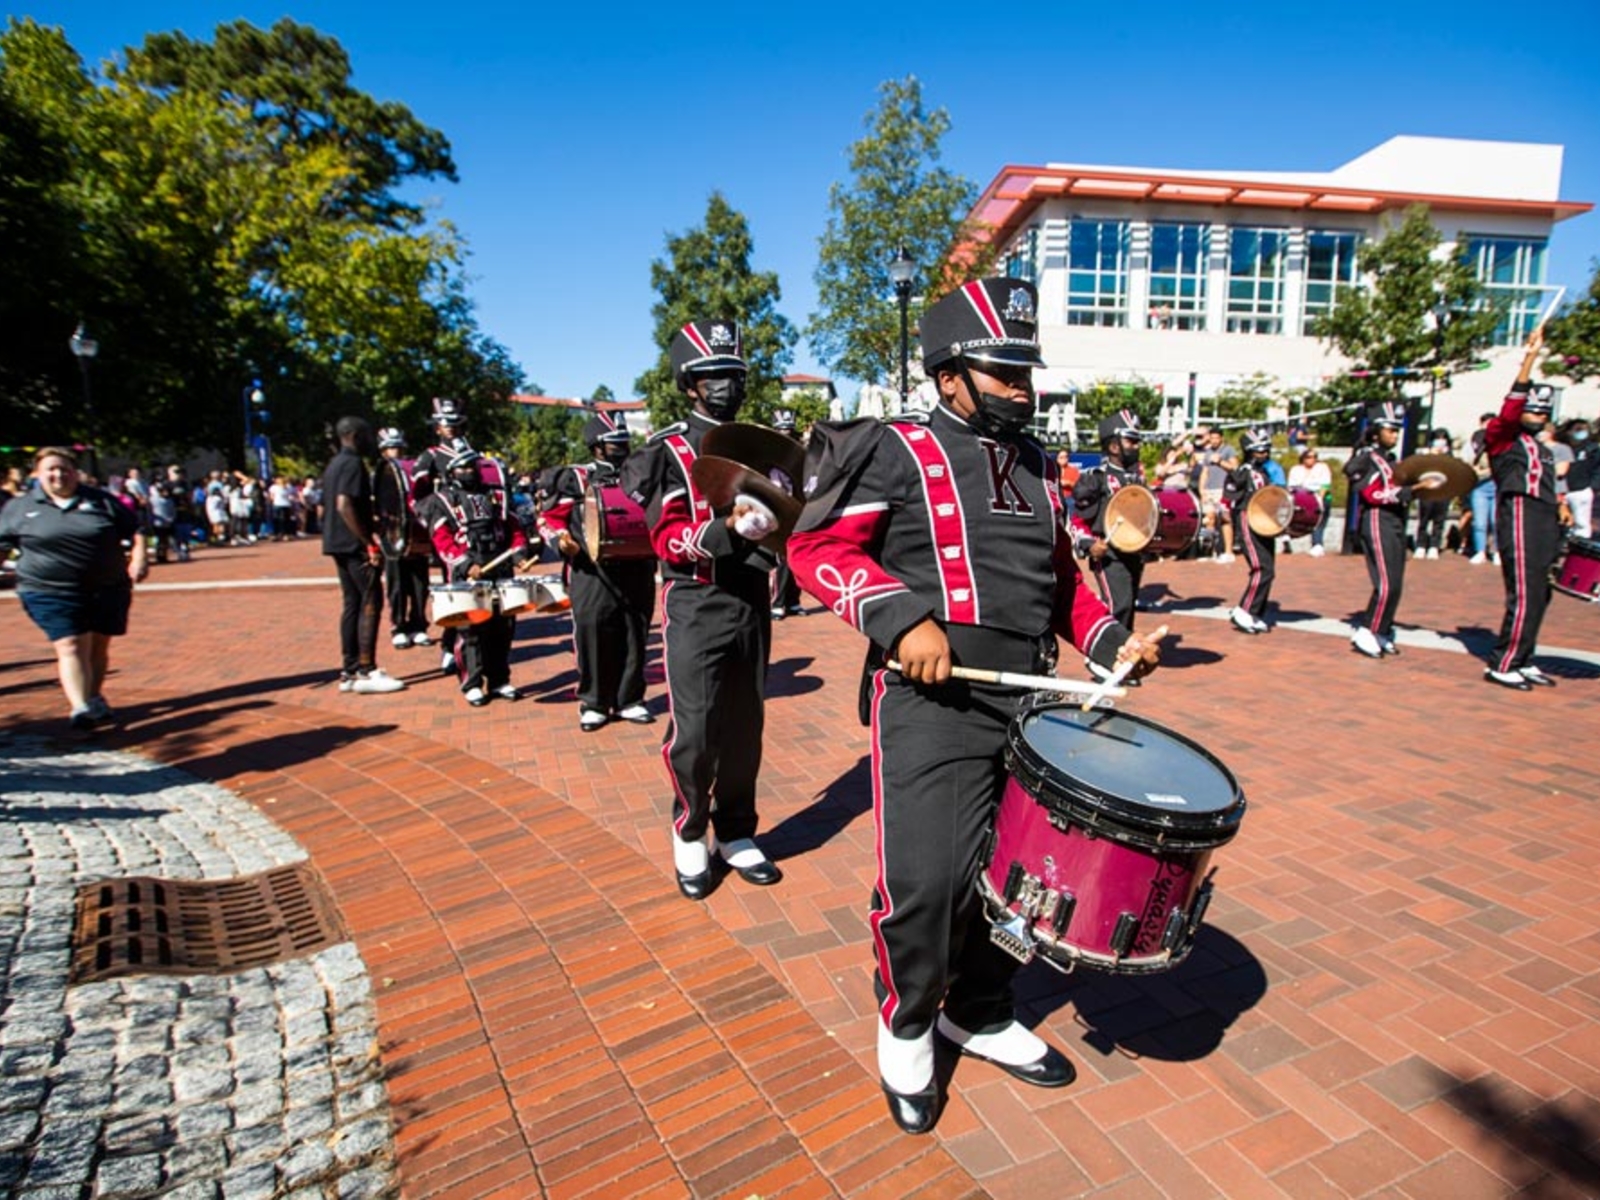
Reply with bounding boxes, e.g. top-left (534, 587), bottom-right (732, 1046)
top-left (1395, 454), bottom-right (1476, 503)
top-left (700, 423), bottom-right (805, 496)
top-left (689, 455), bottom-right (803, 550)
